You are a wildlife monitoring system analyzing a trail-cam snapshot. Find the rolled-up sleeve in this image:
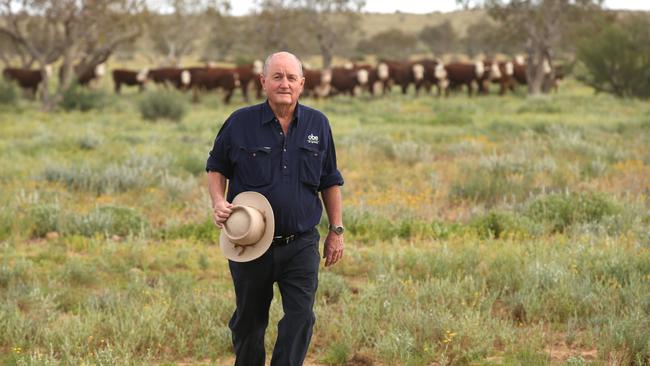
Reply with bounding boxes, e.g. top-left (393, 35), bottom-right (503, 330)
top-left (318, 125), bottom-right (344, 191)
top-left (206, 119), bottom-right (233, 179)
